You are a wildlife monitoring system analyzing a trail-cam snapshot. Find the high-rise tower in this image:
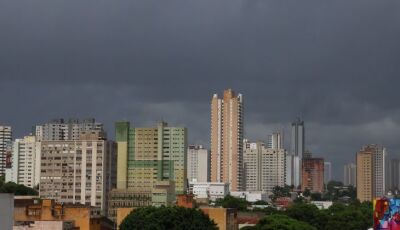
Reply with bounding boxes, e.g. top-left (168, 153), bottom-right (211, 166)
top-left (210, 89), bottom-right (244, 191)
